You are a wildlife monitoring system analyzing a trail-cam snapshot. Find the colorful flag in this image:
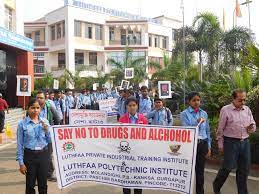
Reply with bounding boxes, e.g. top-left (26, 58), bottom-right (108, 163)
top-left (236, 0), bottom-right (242, 17)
